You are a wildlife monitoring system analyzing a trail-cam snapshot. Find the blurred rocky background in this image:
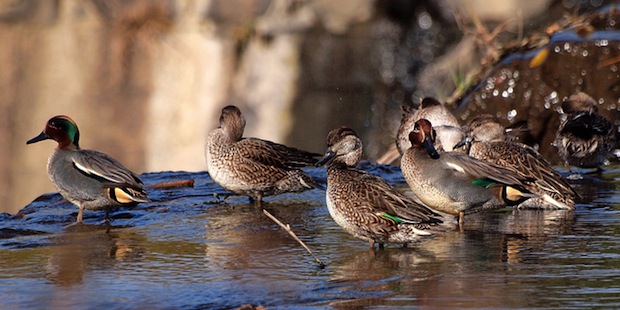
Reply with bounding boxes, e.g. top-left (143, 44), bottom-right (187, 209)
top-left (1, 0), bottom-right (617, 214)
